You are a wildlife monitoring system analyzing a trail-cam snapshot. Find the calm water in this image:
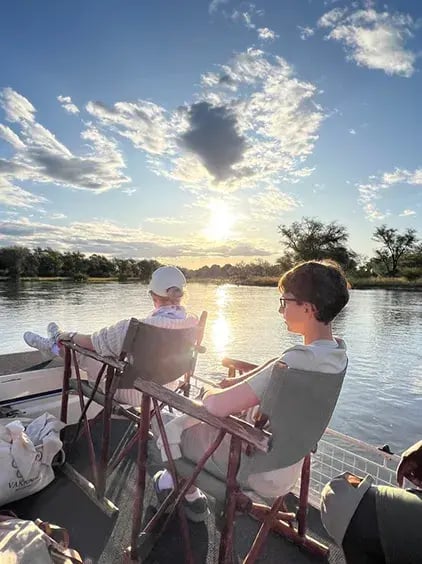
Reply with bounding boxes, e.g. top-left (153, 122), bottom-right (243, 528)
top-left (1, 281), bottom-right (421, 453)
